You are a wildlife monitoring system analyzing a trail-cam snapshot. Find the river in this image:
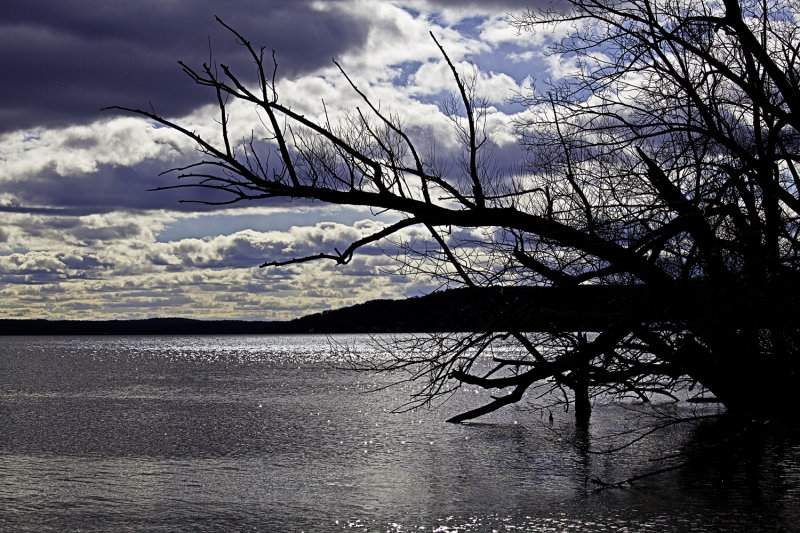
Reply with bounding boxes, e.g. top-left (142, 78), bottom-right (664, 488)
top-left (1, 334), bottom-right (798, 531)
